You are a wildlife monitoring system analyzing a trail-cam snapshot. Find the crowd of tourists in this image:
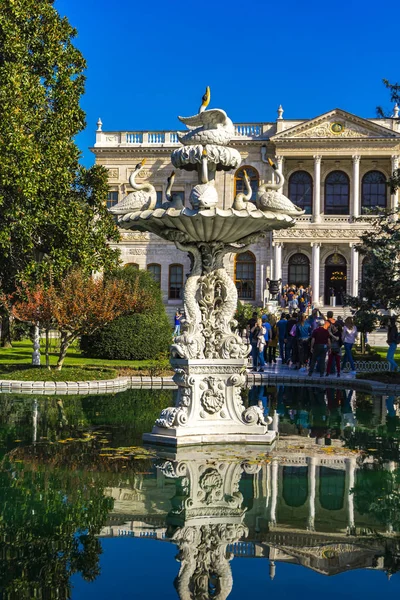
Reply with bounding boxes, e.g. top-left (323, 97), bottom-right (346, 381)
top-left (247, 309), bottom-right (358, 377)
top-left (278, 285), bottom-right (313, 314)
